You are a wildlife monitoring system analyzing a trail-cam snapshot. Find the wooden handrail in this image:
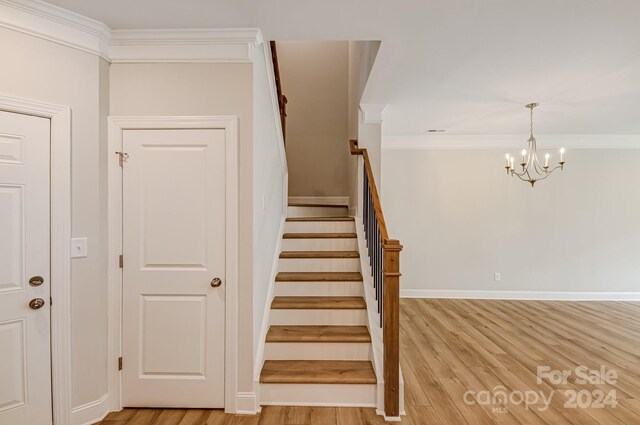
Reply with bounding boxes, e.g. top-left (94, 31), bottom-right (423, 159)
top-left (270, 41), bottom-right (288, 144)
top-left (349, 140), bottom-right (389, 241)
top-left (349, 139), bottom-right (402, 418)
